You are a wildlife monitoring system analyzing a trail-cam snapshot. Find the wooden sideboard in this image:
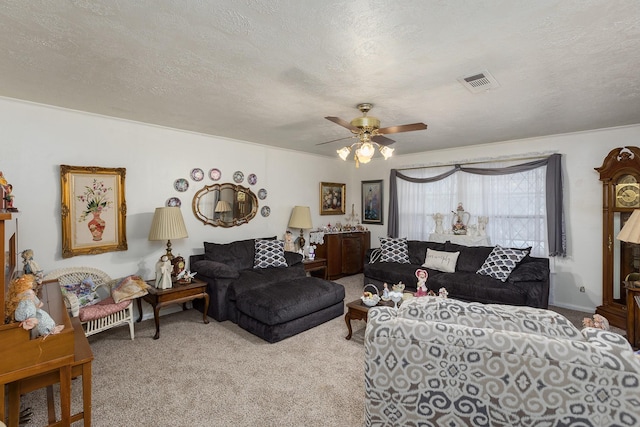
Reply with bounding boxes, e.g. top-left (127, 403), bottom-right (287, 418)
top-left (314, 231), bottom-right (370, 280)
